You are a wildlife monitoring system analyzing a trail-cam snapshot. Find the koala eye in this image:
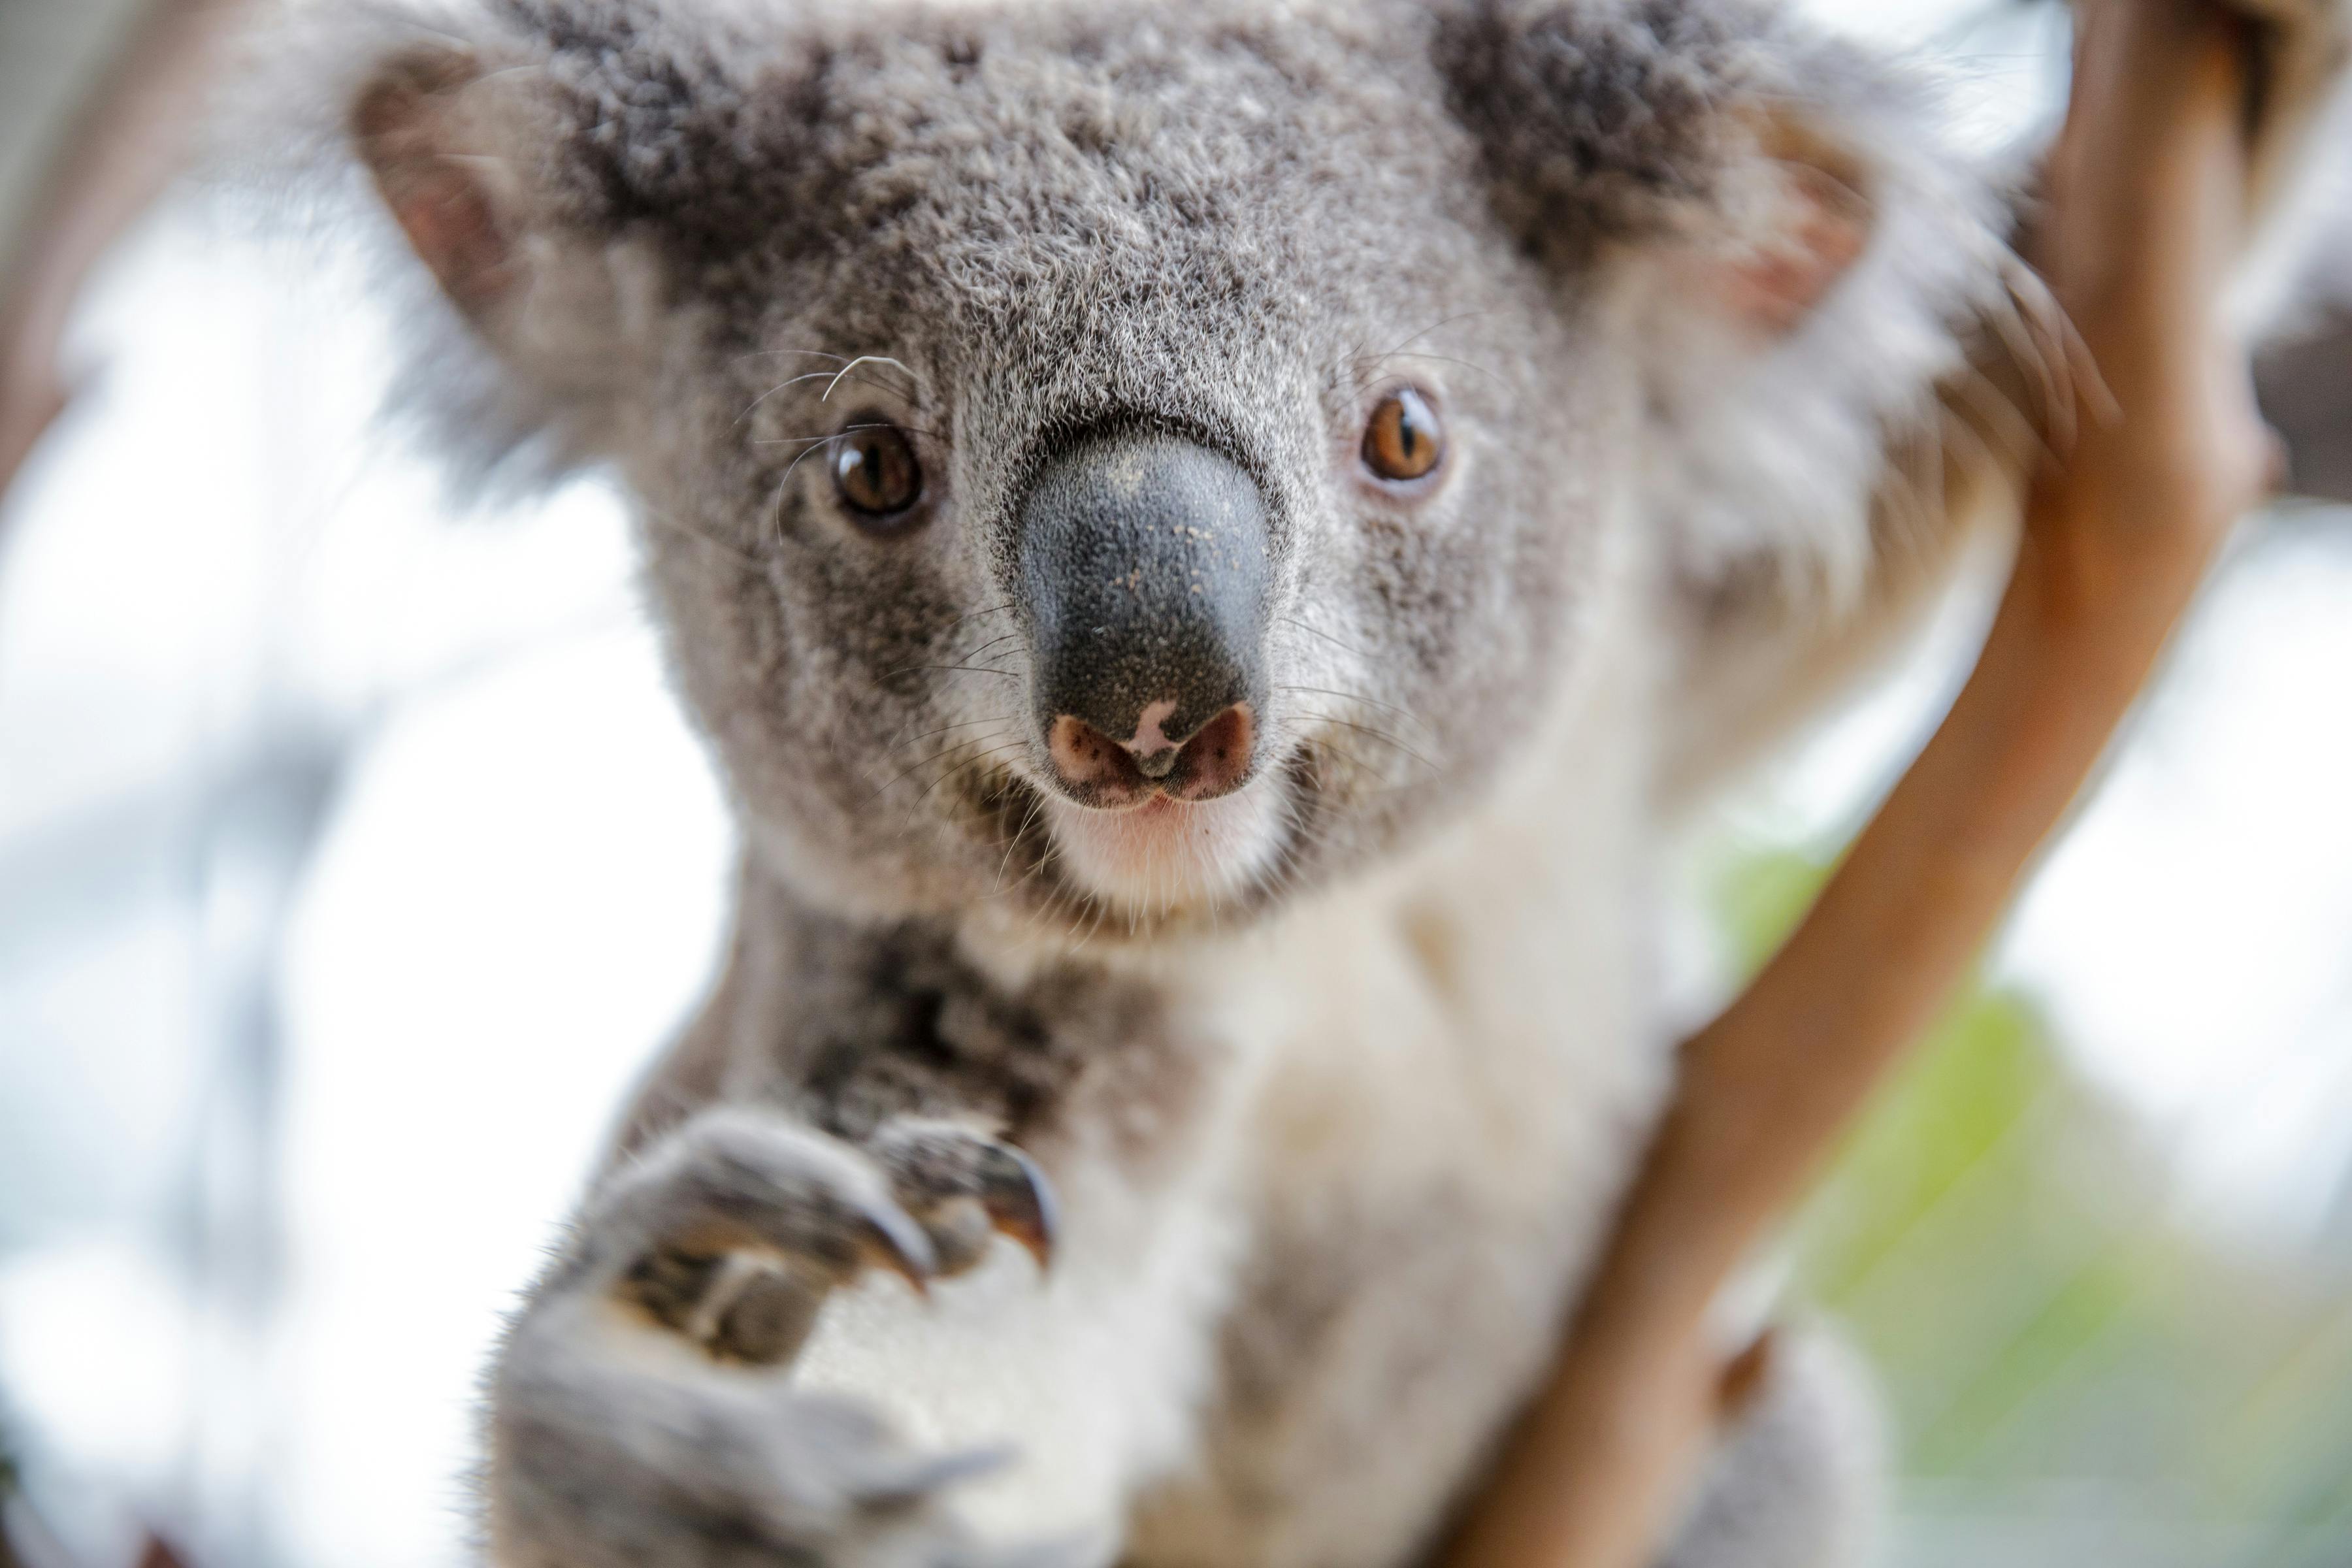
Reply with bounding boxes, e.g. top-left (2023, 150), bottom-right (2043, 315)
top-left (831, 422), bottom-right (925, 527)
top-left (1362, 389), bottom-right (1445, 484)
